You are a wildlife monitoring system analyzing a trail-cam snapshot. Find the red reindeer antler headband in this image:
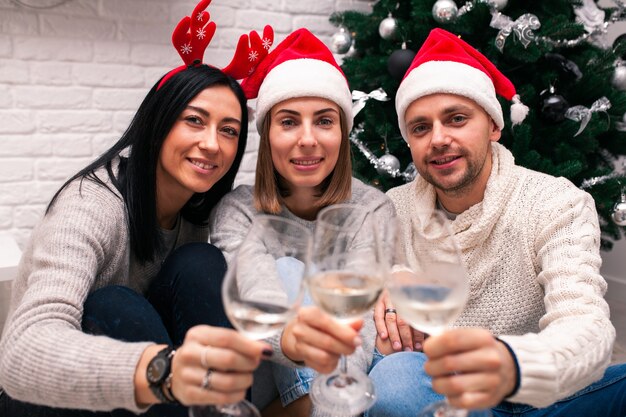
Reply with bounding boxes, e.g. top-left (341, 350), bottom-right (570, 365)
top-left (157, 0), bottom-right (274, 90)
